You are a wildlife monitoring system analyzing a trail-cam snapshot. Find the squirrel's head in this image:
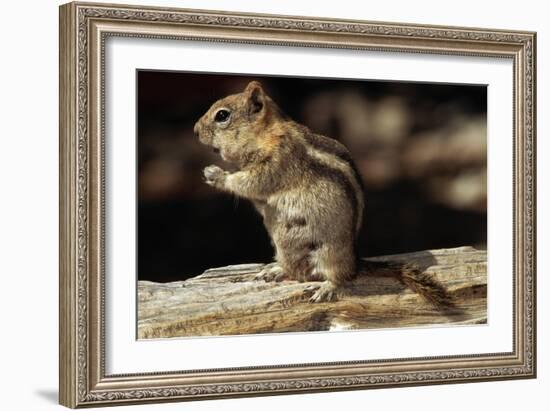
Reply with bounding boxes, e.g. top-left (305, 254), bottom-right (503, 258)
top-left (194, 81), bottom-right (284, 166)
